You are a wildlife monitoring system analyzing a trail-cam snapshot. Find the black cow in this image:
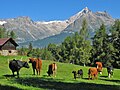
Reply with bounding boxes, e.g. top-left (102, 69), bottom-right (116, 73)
top-left (72, 71), bottom-right (77, 79)
top-left (9, 59), bottom-right (29, 78)
top-left (107, 65), bottom-right (114, 78)
top-left (77, 69), bottom-right (83, 79)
